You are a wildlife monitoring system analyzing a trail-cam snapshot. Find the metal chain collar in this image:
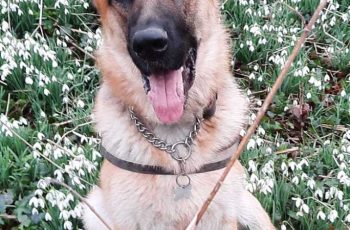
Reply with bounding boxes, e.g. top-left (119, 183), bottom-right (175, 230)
top-left (129, 107), bottom-right (201, 188)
